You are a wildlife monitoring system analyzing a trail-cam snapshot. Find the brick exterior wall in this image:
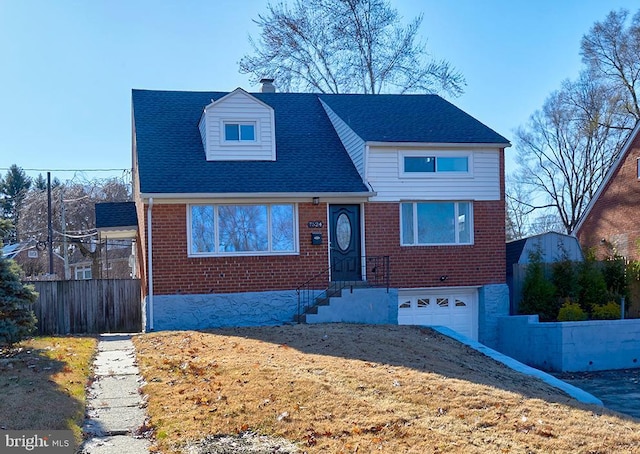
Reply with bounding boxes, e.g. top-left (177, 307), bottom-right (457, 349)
top-left (141, 197), bottom-right (506, 296)
top-left (576, 132), bottom-right (640, 260)
top-left (145, 202), bottom-right (329, 295)
top-left (364, 200), bottom-right (506, 288)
